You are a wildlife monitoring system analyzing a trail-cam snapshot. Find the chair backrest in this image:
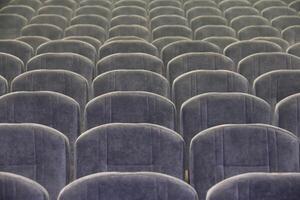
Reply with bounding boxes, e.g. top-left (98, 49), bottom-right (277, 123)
top-left (271, 16), bottom-right (300, 31)
top-left (0, 52), bottom-right (24, 84)
top-left (108, 25), bottom-right (151, 41)
top-left (261, 6), bottom-right (297, 20)
top-left (37, 6), bottom-right (73, 20)
top-left (65, 24), bottom-right (107, 43)
top-left (194, 25), bottom-right (236, 40)
top-left (152, 25), bottom-right (192, 40)
top-left (282, 25), bottom-right (300, 45)
top-left (238, 25), bottom-right (280, 40)
top-left (30, 14), bottom-right (68, 30)
top-left (21, 24), bottom-right (64, 40)
top-left (75, 6), bottom-right (111, 19)
top-left (251, 36), bottom-right (289, 51)
top-left (0, 40), bottom-right (33, 64)
top-left (0, 5), bottom-right (35, 20)
top-left (110, 15), bottom-right (148, 27)
top-left (203, 37), bottom-right (239, 52)
top-left (16, 36), bottom-right (50, 52)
